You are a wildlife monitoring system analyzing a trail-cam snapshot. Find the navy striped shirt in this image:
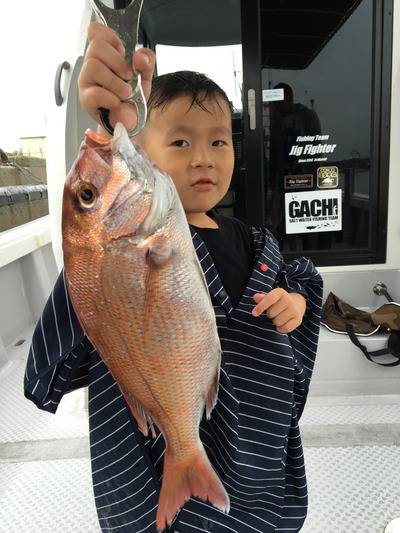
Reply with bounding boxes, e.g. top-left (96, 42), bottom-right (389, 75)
top-left (24, 224), bottom-right (323, 533)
